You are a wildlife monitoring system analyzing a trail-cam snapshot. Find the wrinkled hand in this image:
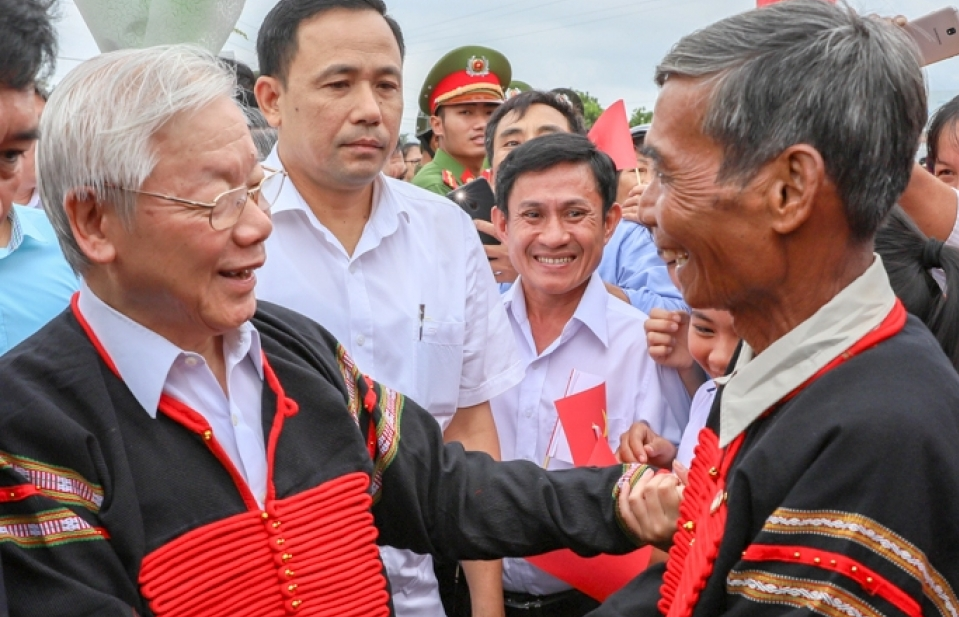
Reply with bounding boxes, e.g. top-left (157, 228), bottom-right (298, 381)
top-left (475, 220), bottom-right (518, 284)
top-left (645, 308), bottom-right (693, 369)
top-left (617, 421), bottom-right (677, 468)
top-left (618, 468), bottom-right (683, 551)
